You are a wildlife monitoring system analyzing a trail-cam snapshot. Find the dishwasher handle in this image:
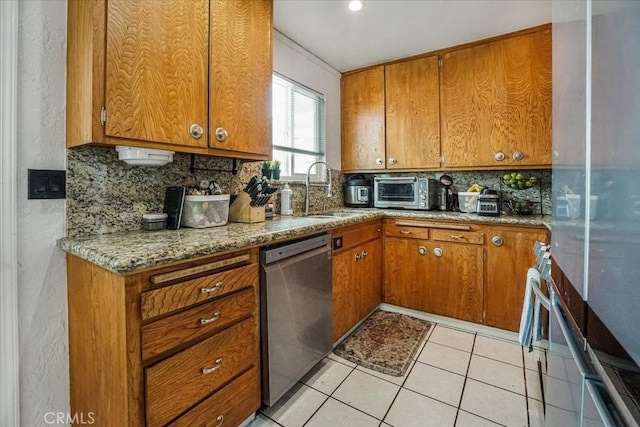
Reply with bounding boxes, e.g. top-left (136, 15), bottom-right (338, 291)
top-left (261, 234), bottom-right (331, 264)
